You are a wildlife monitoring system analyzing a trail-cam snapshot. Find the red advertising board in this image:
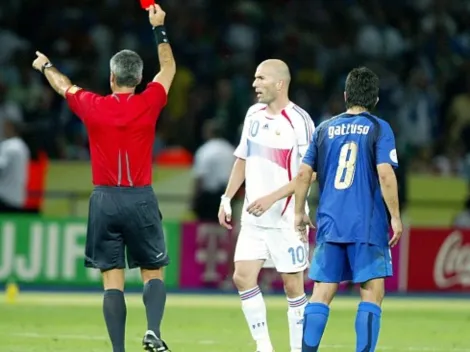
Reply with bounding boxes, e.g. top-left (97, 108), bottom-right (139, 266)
top-left (180, 221), bottom-right (400, 292)
top-left (405, 228), bottom-right (470, 292)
